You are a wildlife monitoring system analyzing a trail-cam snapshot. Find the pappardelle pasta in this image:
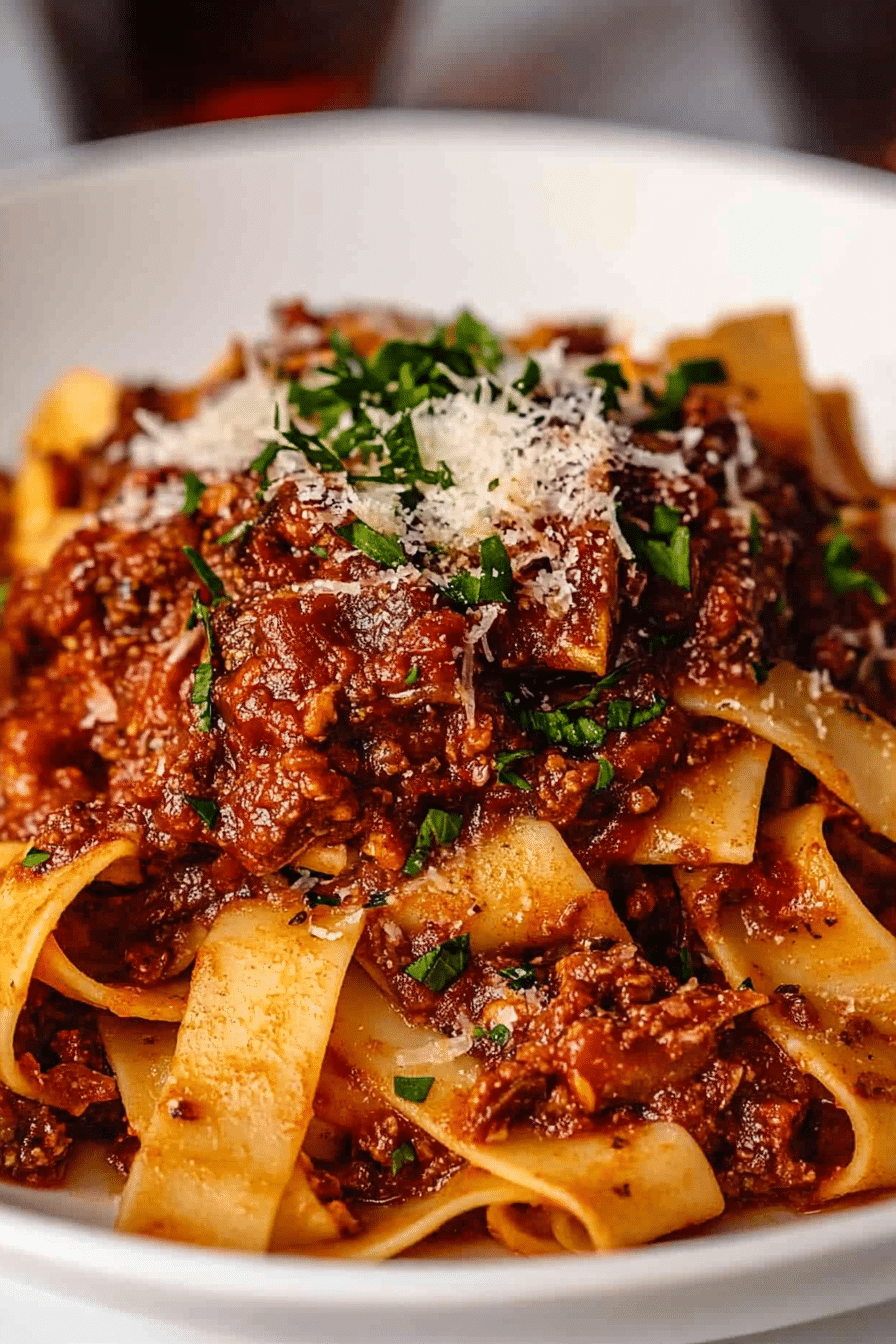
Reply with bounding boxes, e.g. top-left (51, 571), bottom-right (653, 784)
top-left (1, 302), bottom-right (895, 1257)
